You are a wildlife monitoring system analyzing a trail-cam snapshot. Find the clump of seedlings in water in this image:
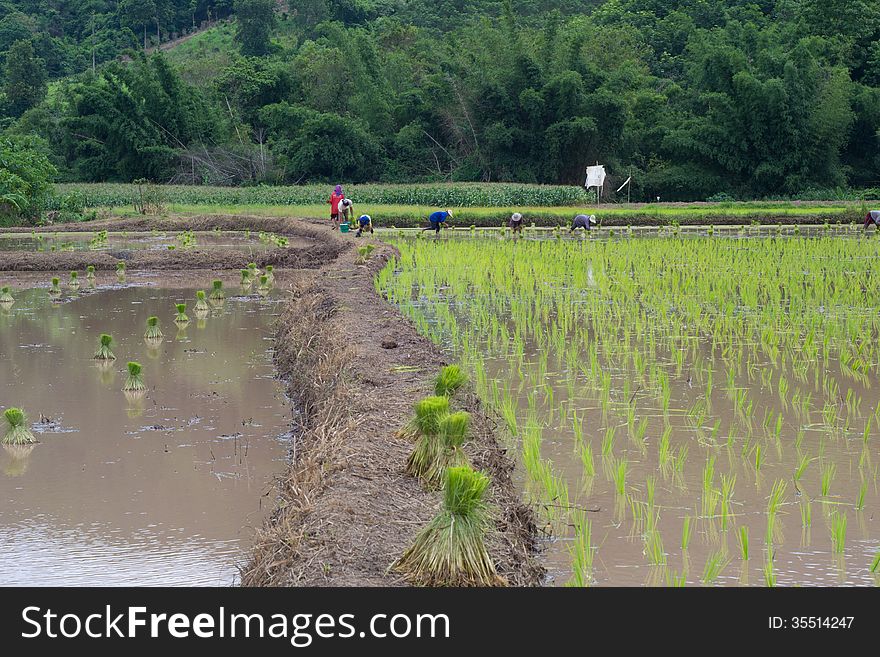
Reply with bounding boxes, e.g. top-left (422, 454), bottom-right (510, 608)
top-left (94, 333), bottom-right (116, 360)
top-left (0, 286), bottom-right (13, 304)
top-left (393, 465), bottom-right (503, 586)
top-left (68, 271), bottom-right (80, 288)
top-left (49, 276), bottom-right (61, 296)
top-left (174, 303), bottom-right (189, 325)
top-left (435, 364), bottom-right (468, 397)
top-left (265, 265), bottom-right (275, 285)
top-left (86, 265), bottom-right (96, 282)
top-left (144, 316), bottom-right (163, 340)
top-left (247, 262), bottom-right (260, 279)
top-left (123, 361), bottom-right (146, 392)
top-left (116, 261), bottom-right (126, 281)
top-left (240, 268), bottom-right (251, 287)
top-left (194, 290), bottom-right (209, 313)
top-left (257, 275), bottom-right (270, 294)
top-left (209, 279), bottom-right (225, 301)
top-left (2, 408), bottom-right (36, 445)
